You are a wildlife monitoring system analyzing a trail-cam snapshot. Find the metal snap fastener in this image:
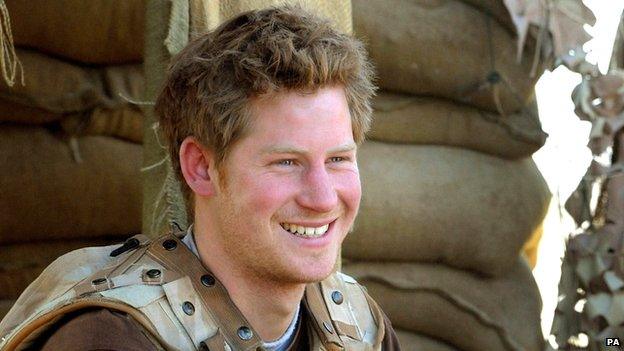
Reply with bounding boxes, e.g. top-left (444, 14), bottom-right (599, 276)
top-left (182, 301), bottom-right (195, 315)
top-left (487, 71), bottom-right (501, 84)
top-left (201, 274), bottom-right (215, 287)
top-left (237, 326), bottom-right (253, 340)
top-left (162, 239), bottom-right (177, 251)
top-left (91, 278), bottom-right (107, 286)
top-left (323, 321), bottom-right (334, 334)
top-left (331, 290), bottom-right (344, 305)
top-left (146, 269), bottom-right (161, 279)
